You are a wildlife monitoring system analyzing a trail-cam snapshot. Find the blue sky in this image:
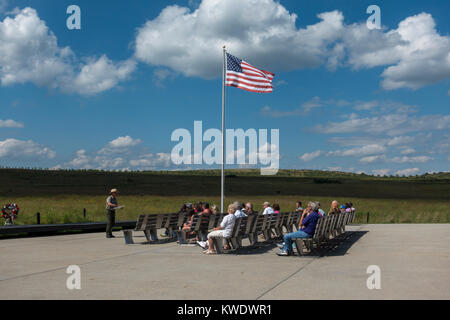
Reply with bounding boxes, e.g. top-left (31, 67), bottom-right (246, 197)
top-left (0, 0), bottom-right (449, 176)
